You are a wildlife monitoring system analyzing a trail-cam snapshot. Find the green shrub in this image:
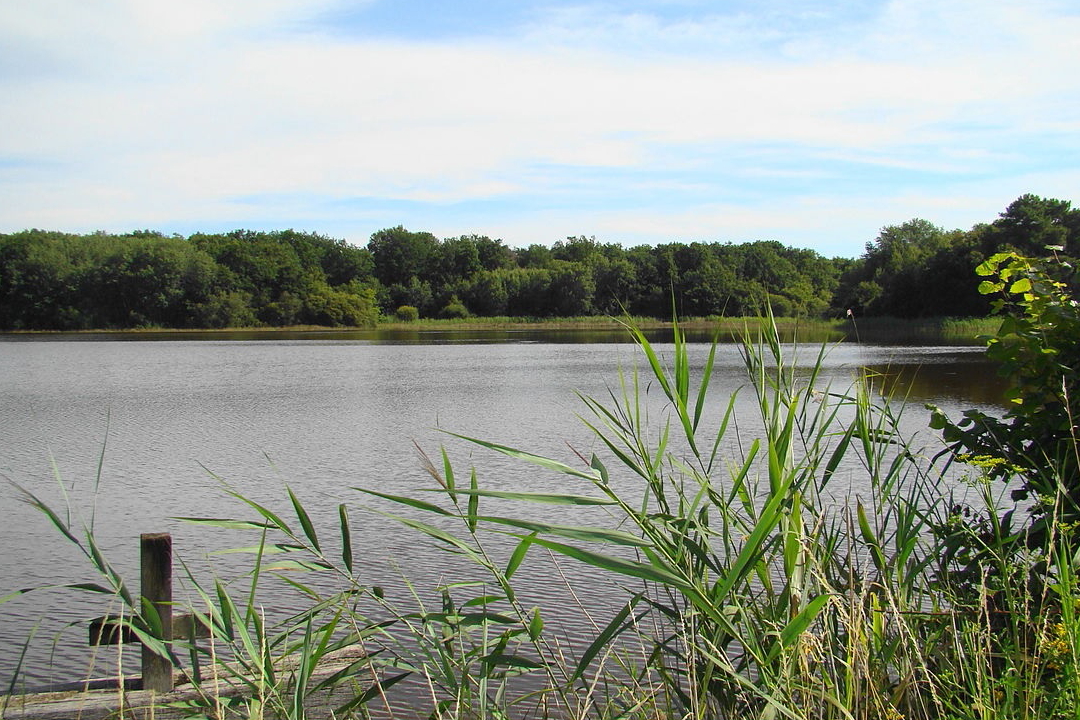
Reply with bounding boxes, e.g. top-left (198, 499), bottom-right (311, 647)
top-left (394, 304), bottom-right (419, 322)
top-left (438, 296), bottom-right (470, 320)
top-left (932, 250), bottom-right (1080, 552)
